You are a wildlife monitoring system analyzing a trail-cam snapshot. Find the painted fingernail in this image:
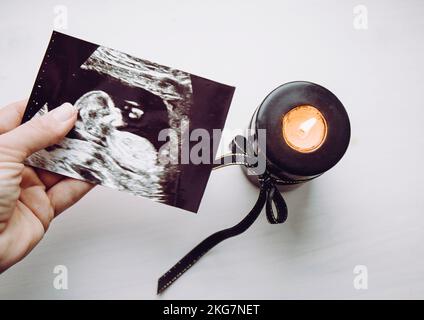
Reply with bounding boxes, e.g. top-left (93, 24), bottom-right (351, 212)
top-left (51, 103), bottom-right (77, 122)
